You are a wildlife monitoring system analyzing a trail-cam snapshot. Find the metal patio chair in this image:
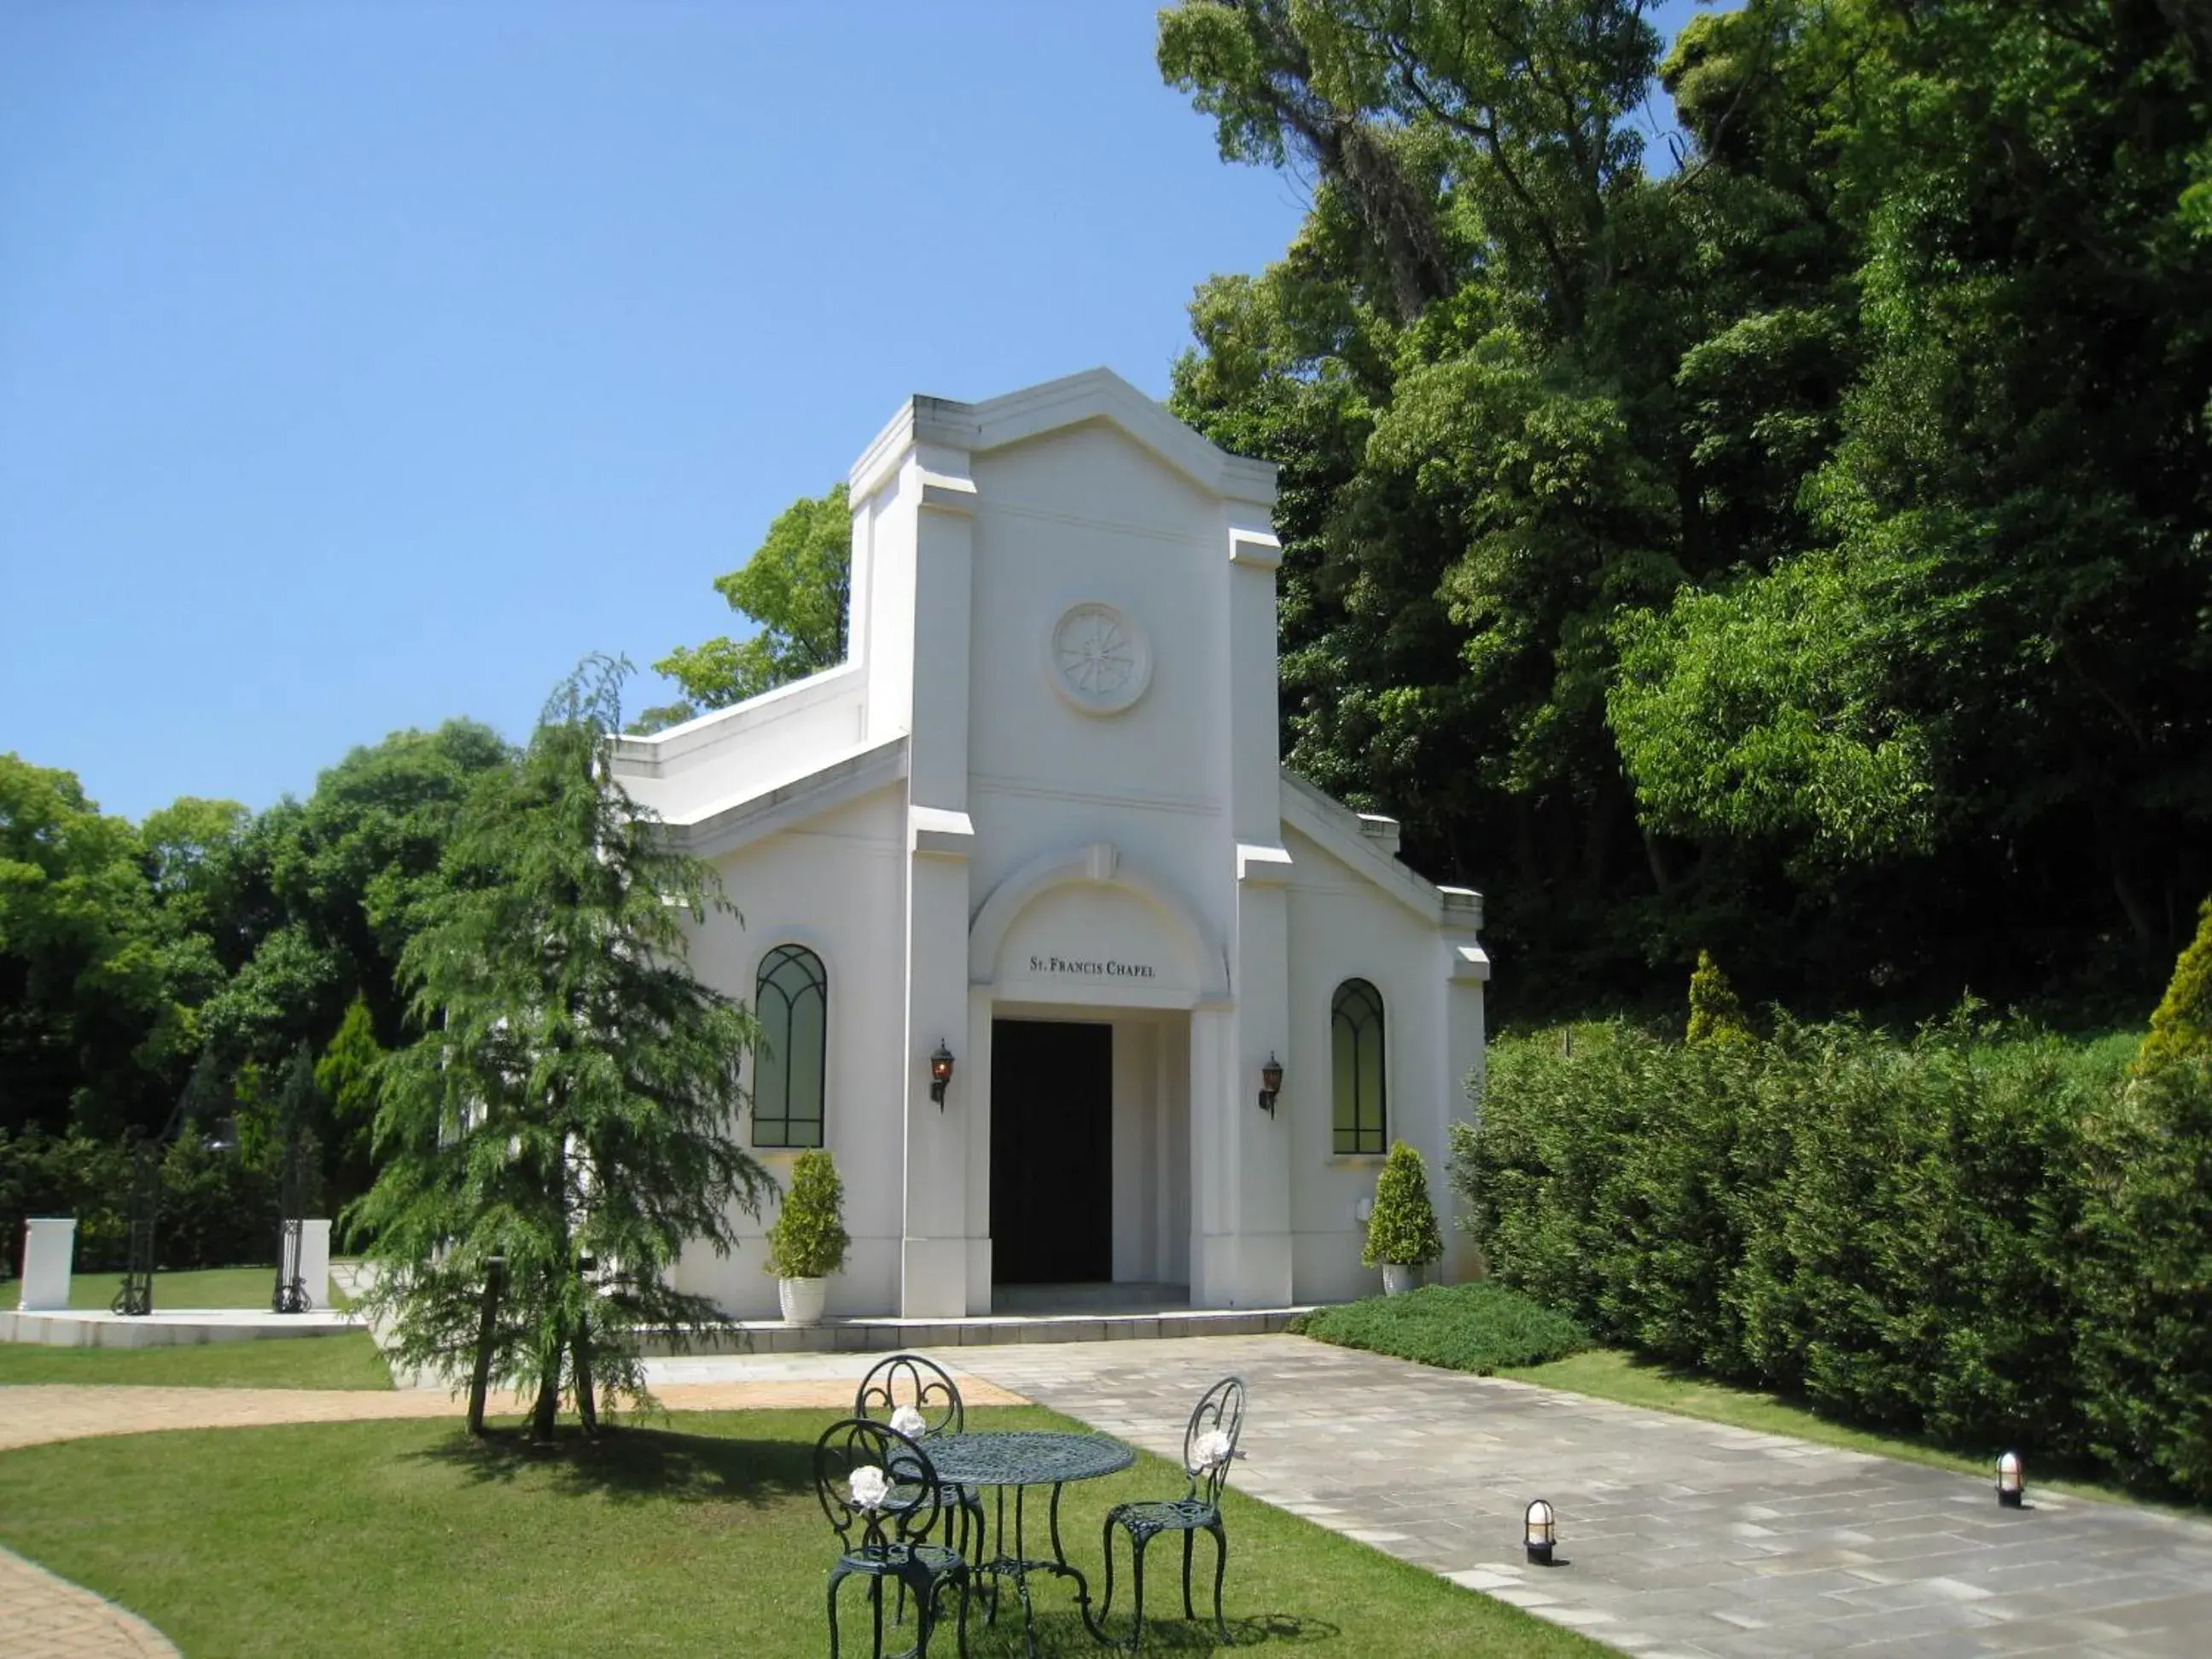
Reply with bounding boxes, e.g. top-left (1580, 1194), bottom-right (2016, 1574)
top-left (1097, 1375), bottom-right (1245, 1650)
top-left (815, 1417), bottom-right (970, 1659)
top-left (854, 1353), bottom-right (987, 1562)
